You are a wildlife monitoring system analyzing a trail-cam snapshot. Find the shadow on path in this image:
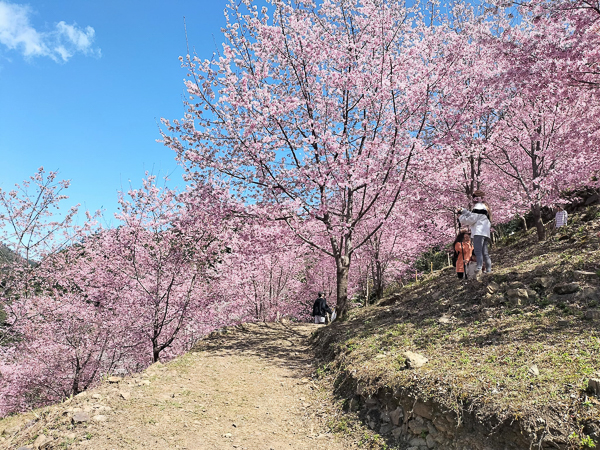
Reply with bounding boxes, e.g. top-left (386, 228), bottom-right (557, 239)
top-left (192, 322), bottom-right (322, 377)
